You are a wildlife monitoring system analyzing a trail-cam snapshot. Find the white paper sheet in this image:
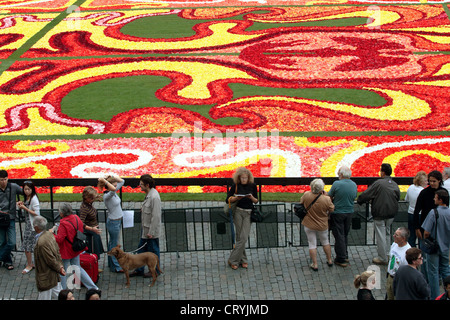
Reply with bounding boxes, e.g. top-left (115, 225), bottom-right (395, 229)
top-left (122, 210), bottom-right (134, 228)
